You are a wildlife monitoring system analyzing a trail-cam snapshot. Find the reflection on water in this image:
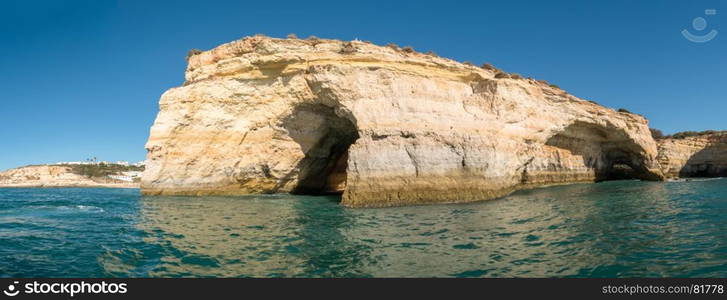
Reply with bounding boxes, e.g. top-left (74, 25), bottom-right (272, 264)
top-left (2, 179), bottom-right (727, 277)
top-left (117, 195), bottom-right (375, 277)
